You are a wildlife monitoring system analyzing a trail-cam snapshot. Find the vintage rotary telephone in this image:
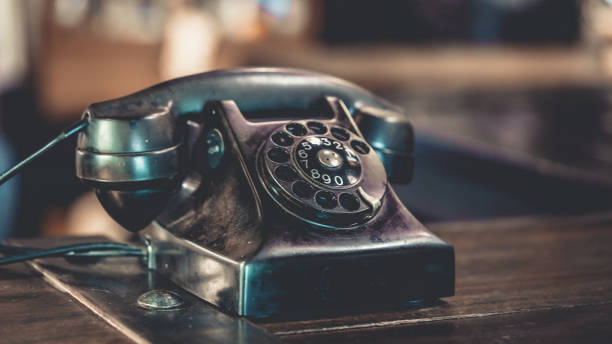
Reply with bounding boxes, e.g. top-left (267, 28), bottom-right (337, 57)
top-left (0, 68), bottom-right (454, 317)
